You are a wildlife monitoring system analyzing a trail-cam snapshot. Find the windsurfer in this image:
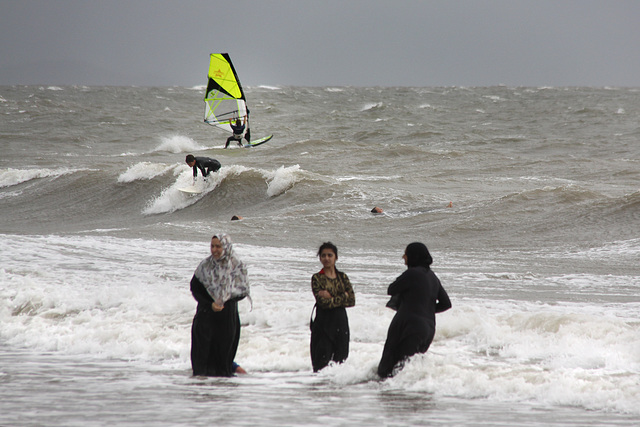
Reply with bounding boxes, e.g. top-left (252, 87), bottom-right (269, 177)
top-left (225, 117), bottom-right (246, 148)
